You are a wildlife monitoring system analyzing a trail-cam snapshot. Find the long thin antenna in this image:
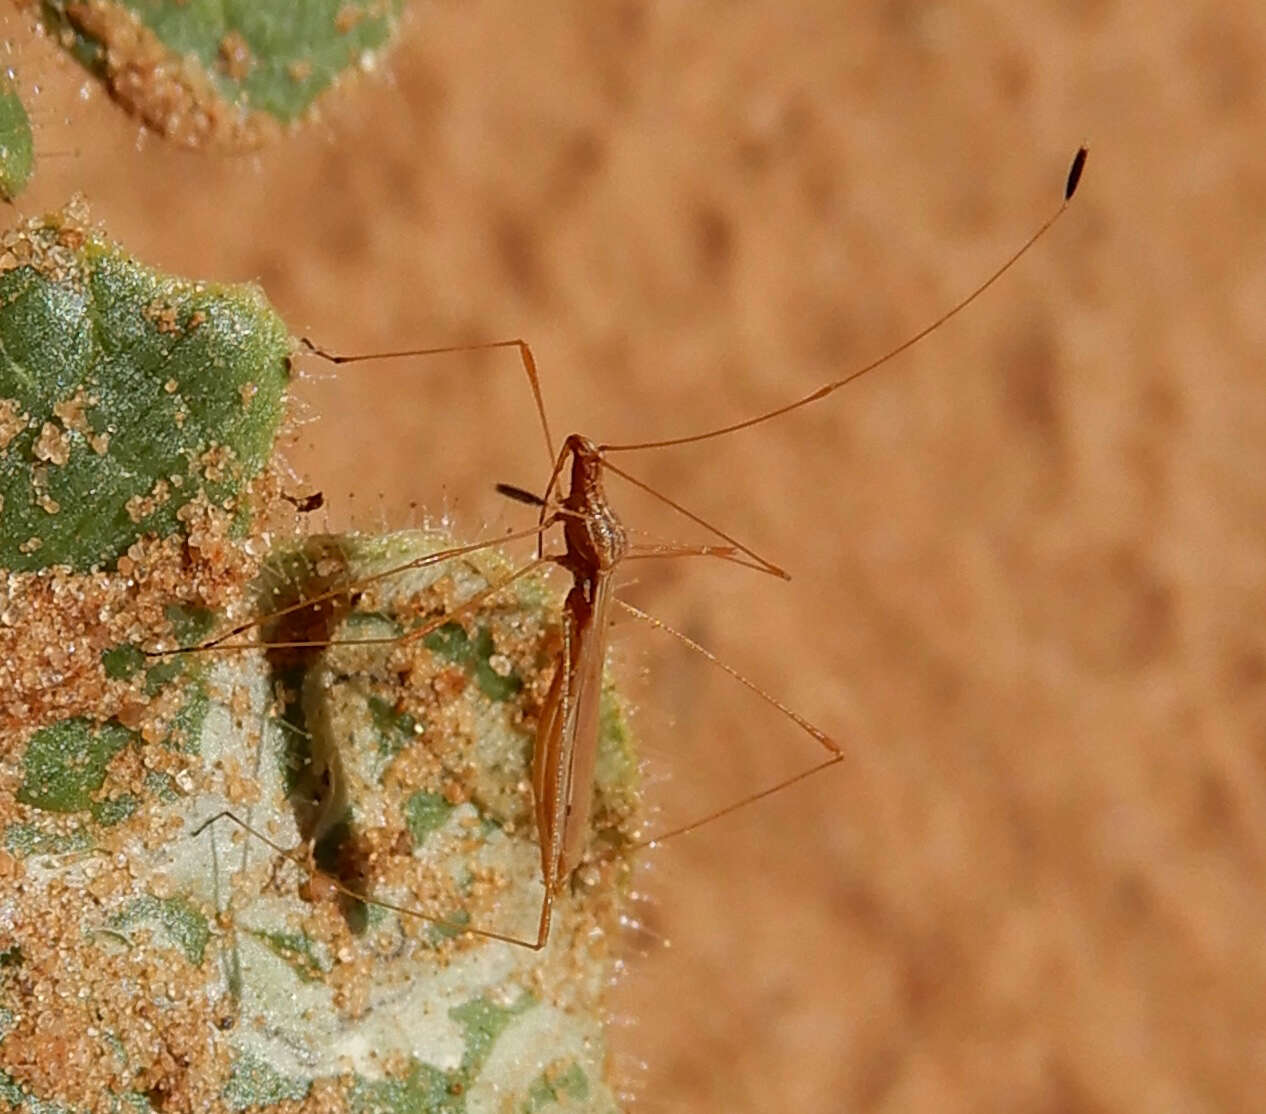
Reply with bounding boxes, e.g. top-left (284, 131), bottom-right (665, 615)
top-left (601, 146), bottom-right (1088, 454)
